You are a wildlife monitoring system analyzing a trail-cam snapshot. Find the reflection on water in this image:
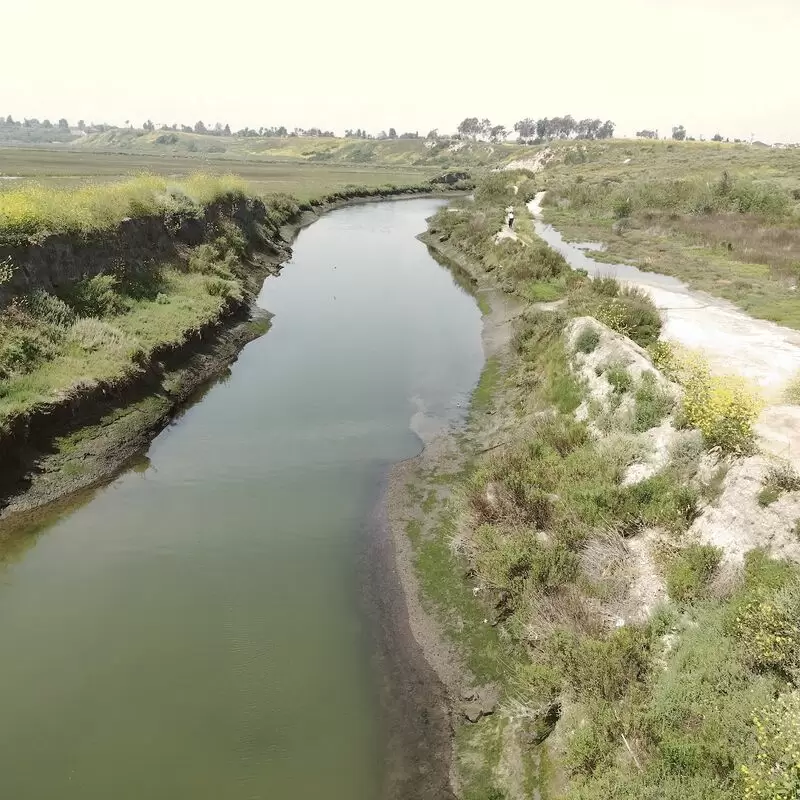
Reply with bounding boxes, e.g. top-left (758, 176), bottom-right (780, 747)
top-left (0, 198), bottom-right (484, 800)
